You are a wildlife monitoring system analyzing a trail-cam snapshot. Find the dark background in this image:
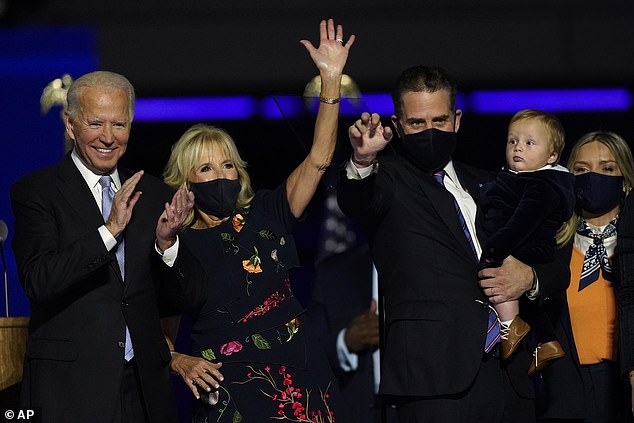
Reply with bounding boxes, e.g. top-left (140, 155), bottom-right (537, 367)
top-left (1, 1), bottom-right (634, 418)
top-left (2, 0), bottom-right (634, 328)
